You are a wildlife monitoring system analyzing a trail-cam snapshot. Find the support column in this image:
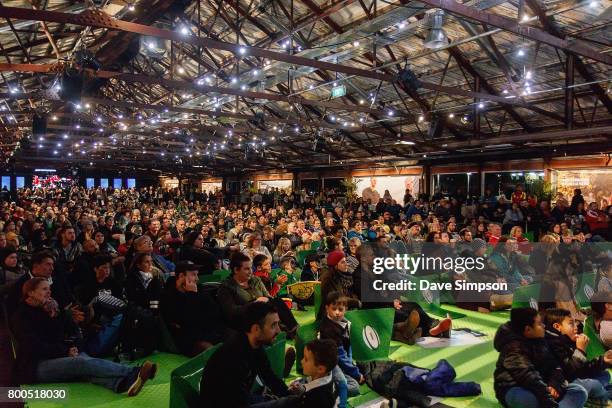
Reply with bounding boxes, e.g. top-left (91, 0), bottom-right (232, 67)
top-left (565, 54), bottom-right (575, 130)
